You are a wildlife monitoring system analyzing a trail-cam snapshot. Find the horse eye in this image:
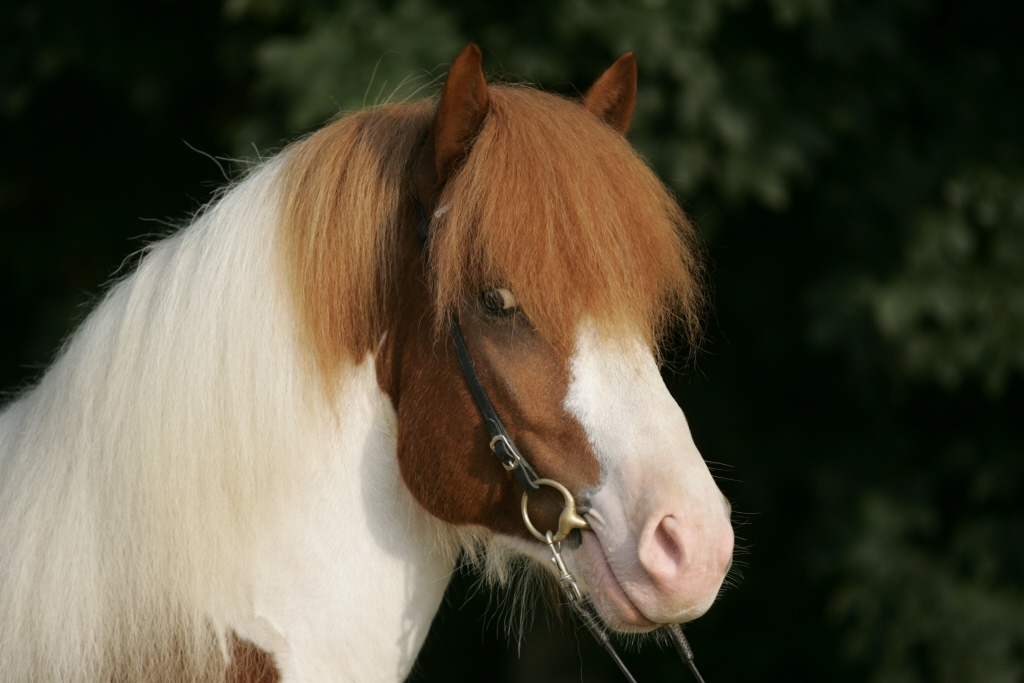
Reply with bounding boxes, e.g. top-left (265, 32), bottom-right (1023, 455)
top-left (481, 288), bottom-right (518, 316)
